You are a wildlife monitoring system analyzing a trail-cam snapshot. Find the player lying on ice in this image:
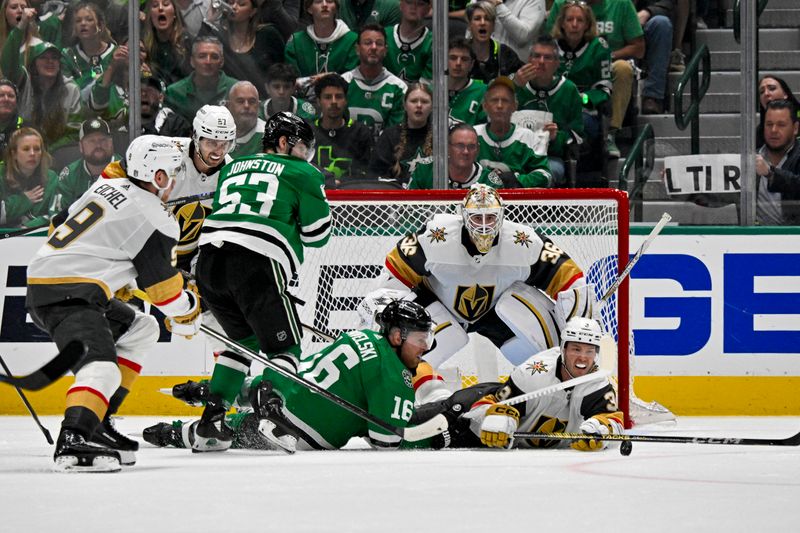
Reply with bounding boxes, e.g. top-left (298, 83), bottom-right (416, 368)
top-left (367, 183), bottom-right (598, 370)
top-left (146, 300), bottom-right (443, 452)
top-left (146, 316), bottom-right (623, 452)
